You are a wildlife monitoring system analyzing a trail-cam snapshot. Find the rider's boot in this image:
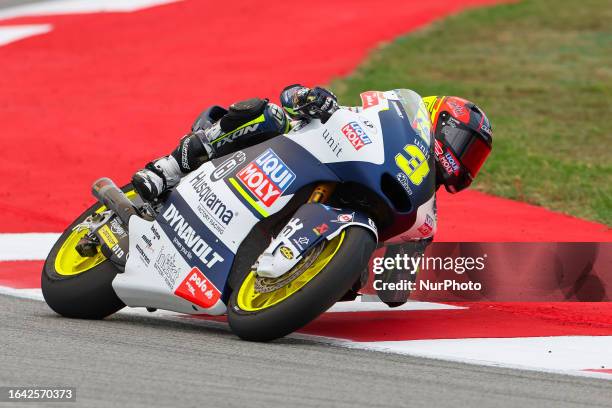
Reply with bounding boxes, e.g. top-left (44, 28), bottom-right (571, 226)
top-left (132, 156), bottom-right (183, 201)
top-left (132, 130), bottom-right (213, 201)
